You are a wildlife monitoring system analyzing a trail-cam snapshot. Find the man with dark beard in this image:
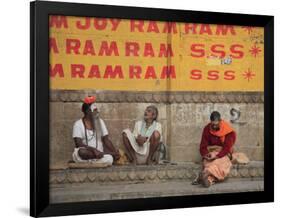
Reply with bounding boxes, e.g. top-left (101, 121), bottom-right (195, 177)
top-left (72, 96), bottom-right (120, 165)
top-left (194, 111), bottom-right (236, 187)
